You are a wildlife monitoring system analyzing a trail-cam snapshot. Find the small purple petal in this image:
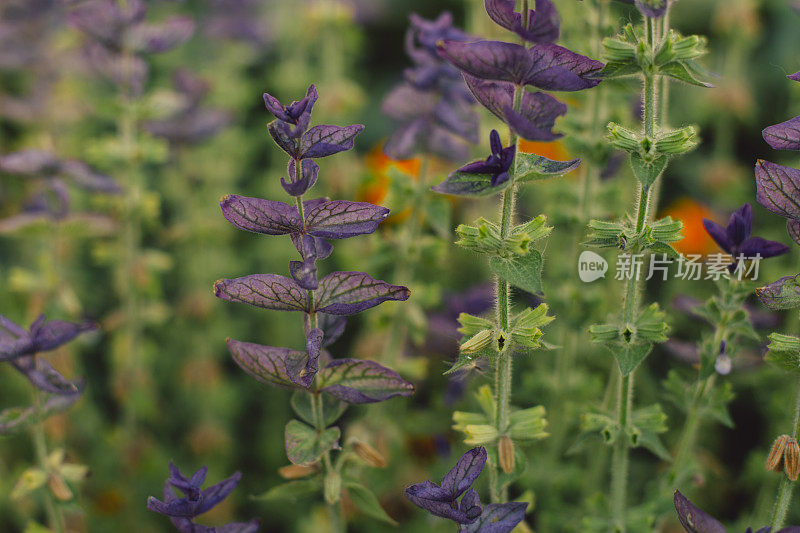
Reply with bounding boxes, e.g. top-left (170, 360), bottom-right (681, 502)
top-left (673, 490), bottom-right (727, 533)
top-left (789, 71), bottom-right (800, 82)
top-left (459, 488), bottom-right (482, 521)
top-left (635, 0), bottom-right (669, 18)
top-left (60, 160), bottom-right (122, 193)
top-left (196, 471), bottom-right (241, 514)
top-left (285, 328), bottom-right (323, 388)
top-left (763, 116), bottom-right (800, 151)
top-left (319, 358), bottom-right (415, 404)
top-left (288, 259), bottom-right (318, 291)
top-left (315, 271), bottom-right (410, 315)
top-left (485, 0), bottom-right (560, 44)
top-left (755, 160), bottom-right (800, 220)
top-left (739, 236), bottom-right (790, 259)
top-left (462, 502), bottom-right (528, 533)
top-left (441, 447), bottom-right (487, 498)
top-left (128, 16), bottom-right (194, 54)
top-left (214, 274), bottom-right (311, 312)
top-left (281, 159), bottom-right (319, 197)
top-left (702, 218), bottom-right (733, 252)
